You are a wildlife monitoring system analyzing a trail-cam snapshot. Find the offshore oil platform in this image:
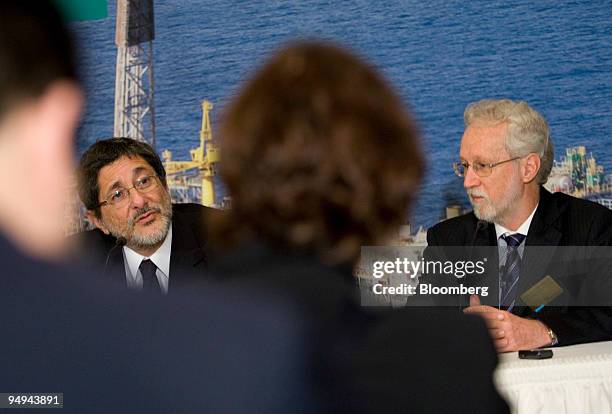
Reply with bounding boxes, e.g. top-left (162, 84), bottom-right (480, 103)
top-left (544, 145), bottom-right (612, 209)
top-left (111, 0), bottom-right (223, 207)
top-left (66, 1), bottom-right (611, 236)
top-left (161, 100), bottom-right (221, 207)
